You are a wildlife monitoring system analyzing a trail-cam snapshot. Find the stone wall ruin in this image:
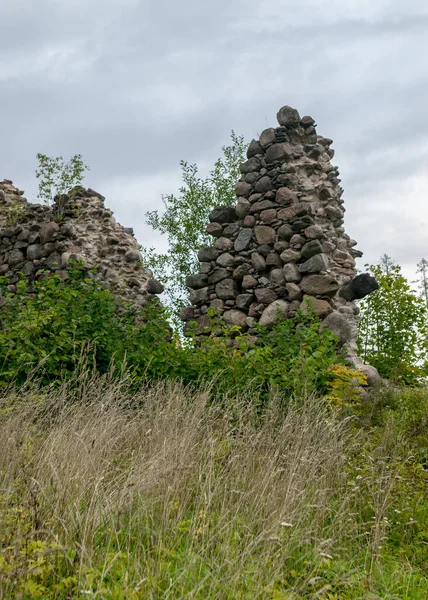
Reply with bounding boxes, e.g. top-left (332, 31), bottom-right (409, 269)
top-left (181, 105), bottom-right (378, 378)
top-left (0, 180), bottom-right (164, 307)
